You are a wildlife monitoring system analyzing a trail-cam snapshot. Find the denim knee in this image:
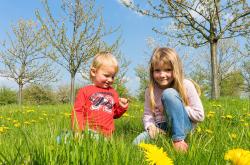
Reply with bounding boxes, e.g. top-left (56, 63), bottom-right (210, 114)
top-left (161, 88), bottom-right (179, 102)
